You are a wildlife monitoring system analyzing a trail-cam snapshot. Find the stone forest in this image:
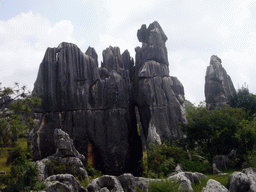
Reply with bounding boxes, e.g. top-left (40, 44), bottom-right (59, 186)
top-left (2, 21), bottom-right (256, 191)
